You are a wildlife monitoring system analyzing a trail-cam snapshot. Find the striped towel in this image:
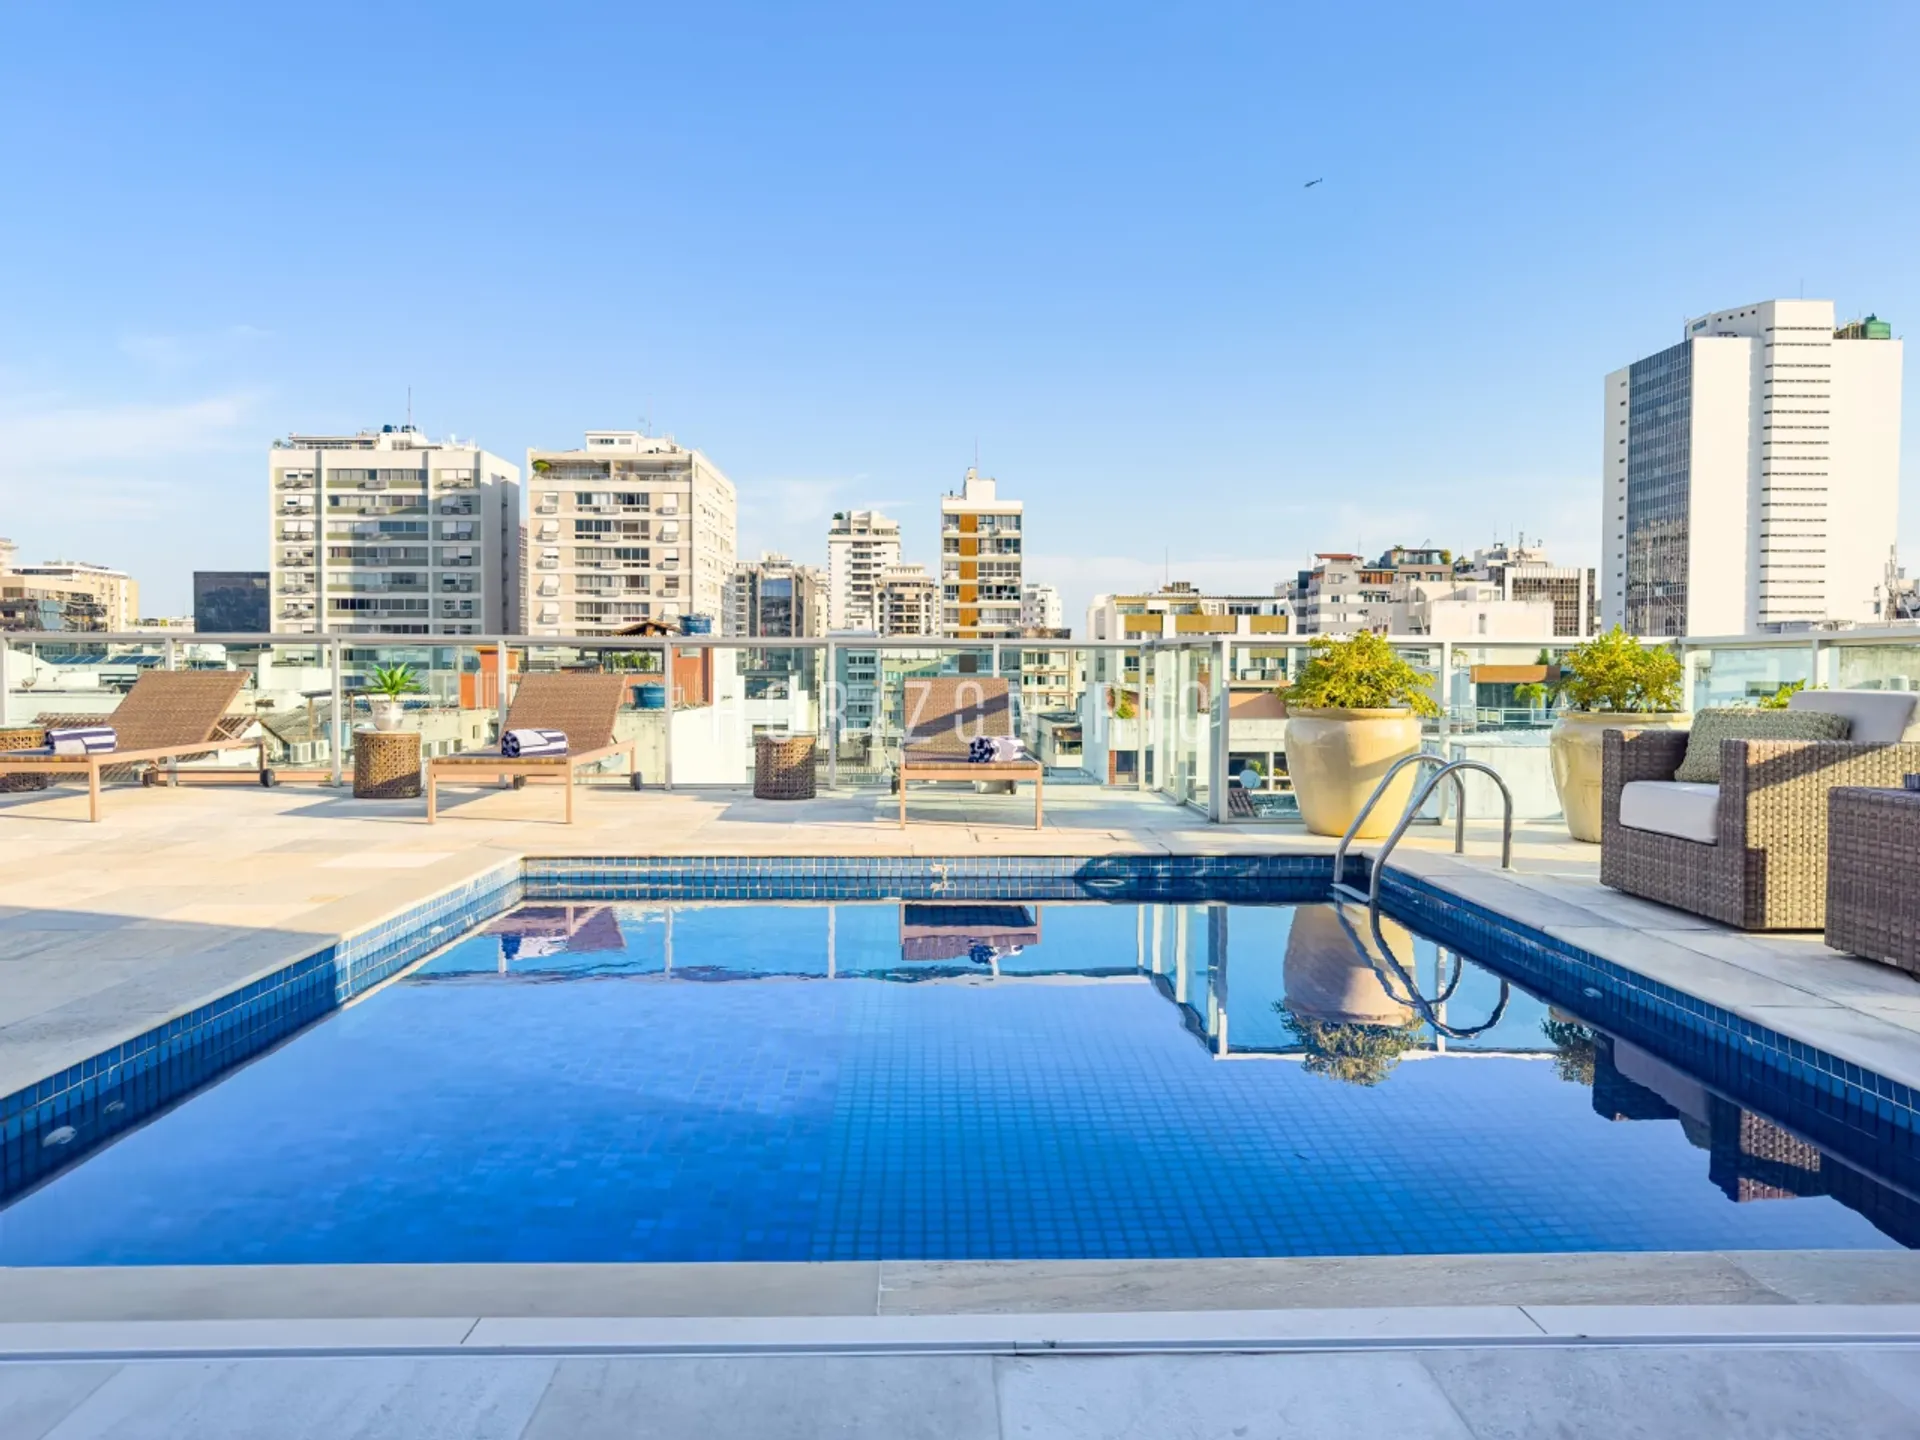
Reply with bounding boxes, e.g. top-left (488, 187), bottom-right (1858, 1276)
top-left (46, 726), bottom-right (117, 756)
top-left (967, 736), bottom-right (1026, 764)
top-left (501, 727), bottom-right (568, 759)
